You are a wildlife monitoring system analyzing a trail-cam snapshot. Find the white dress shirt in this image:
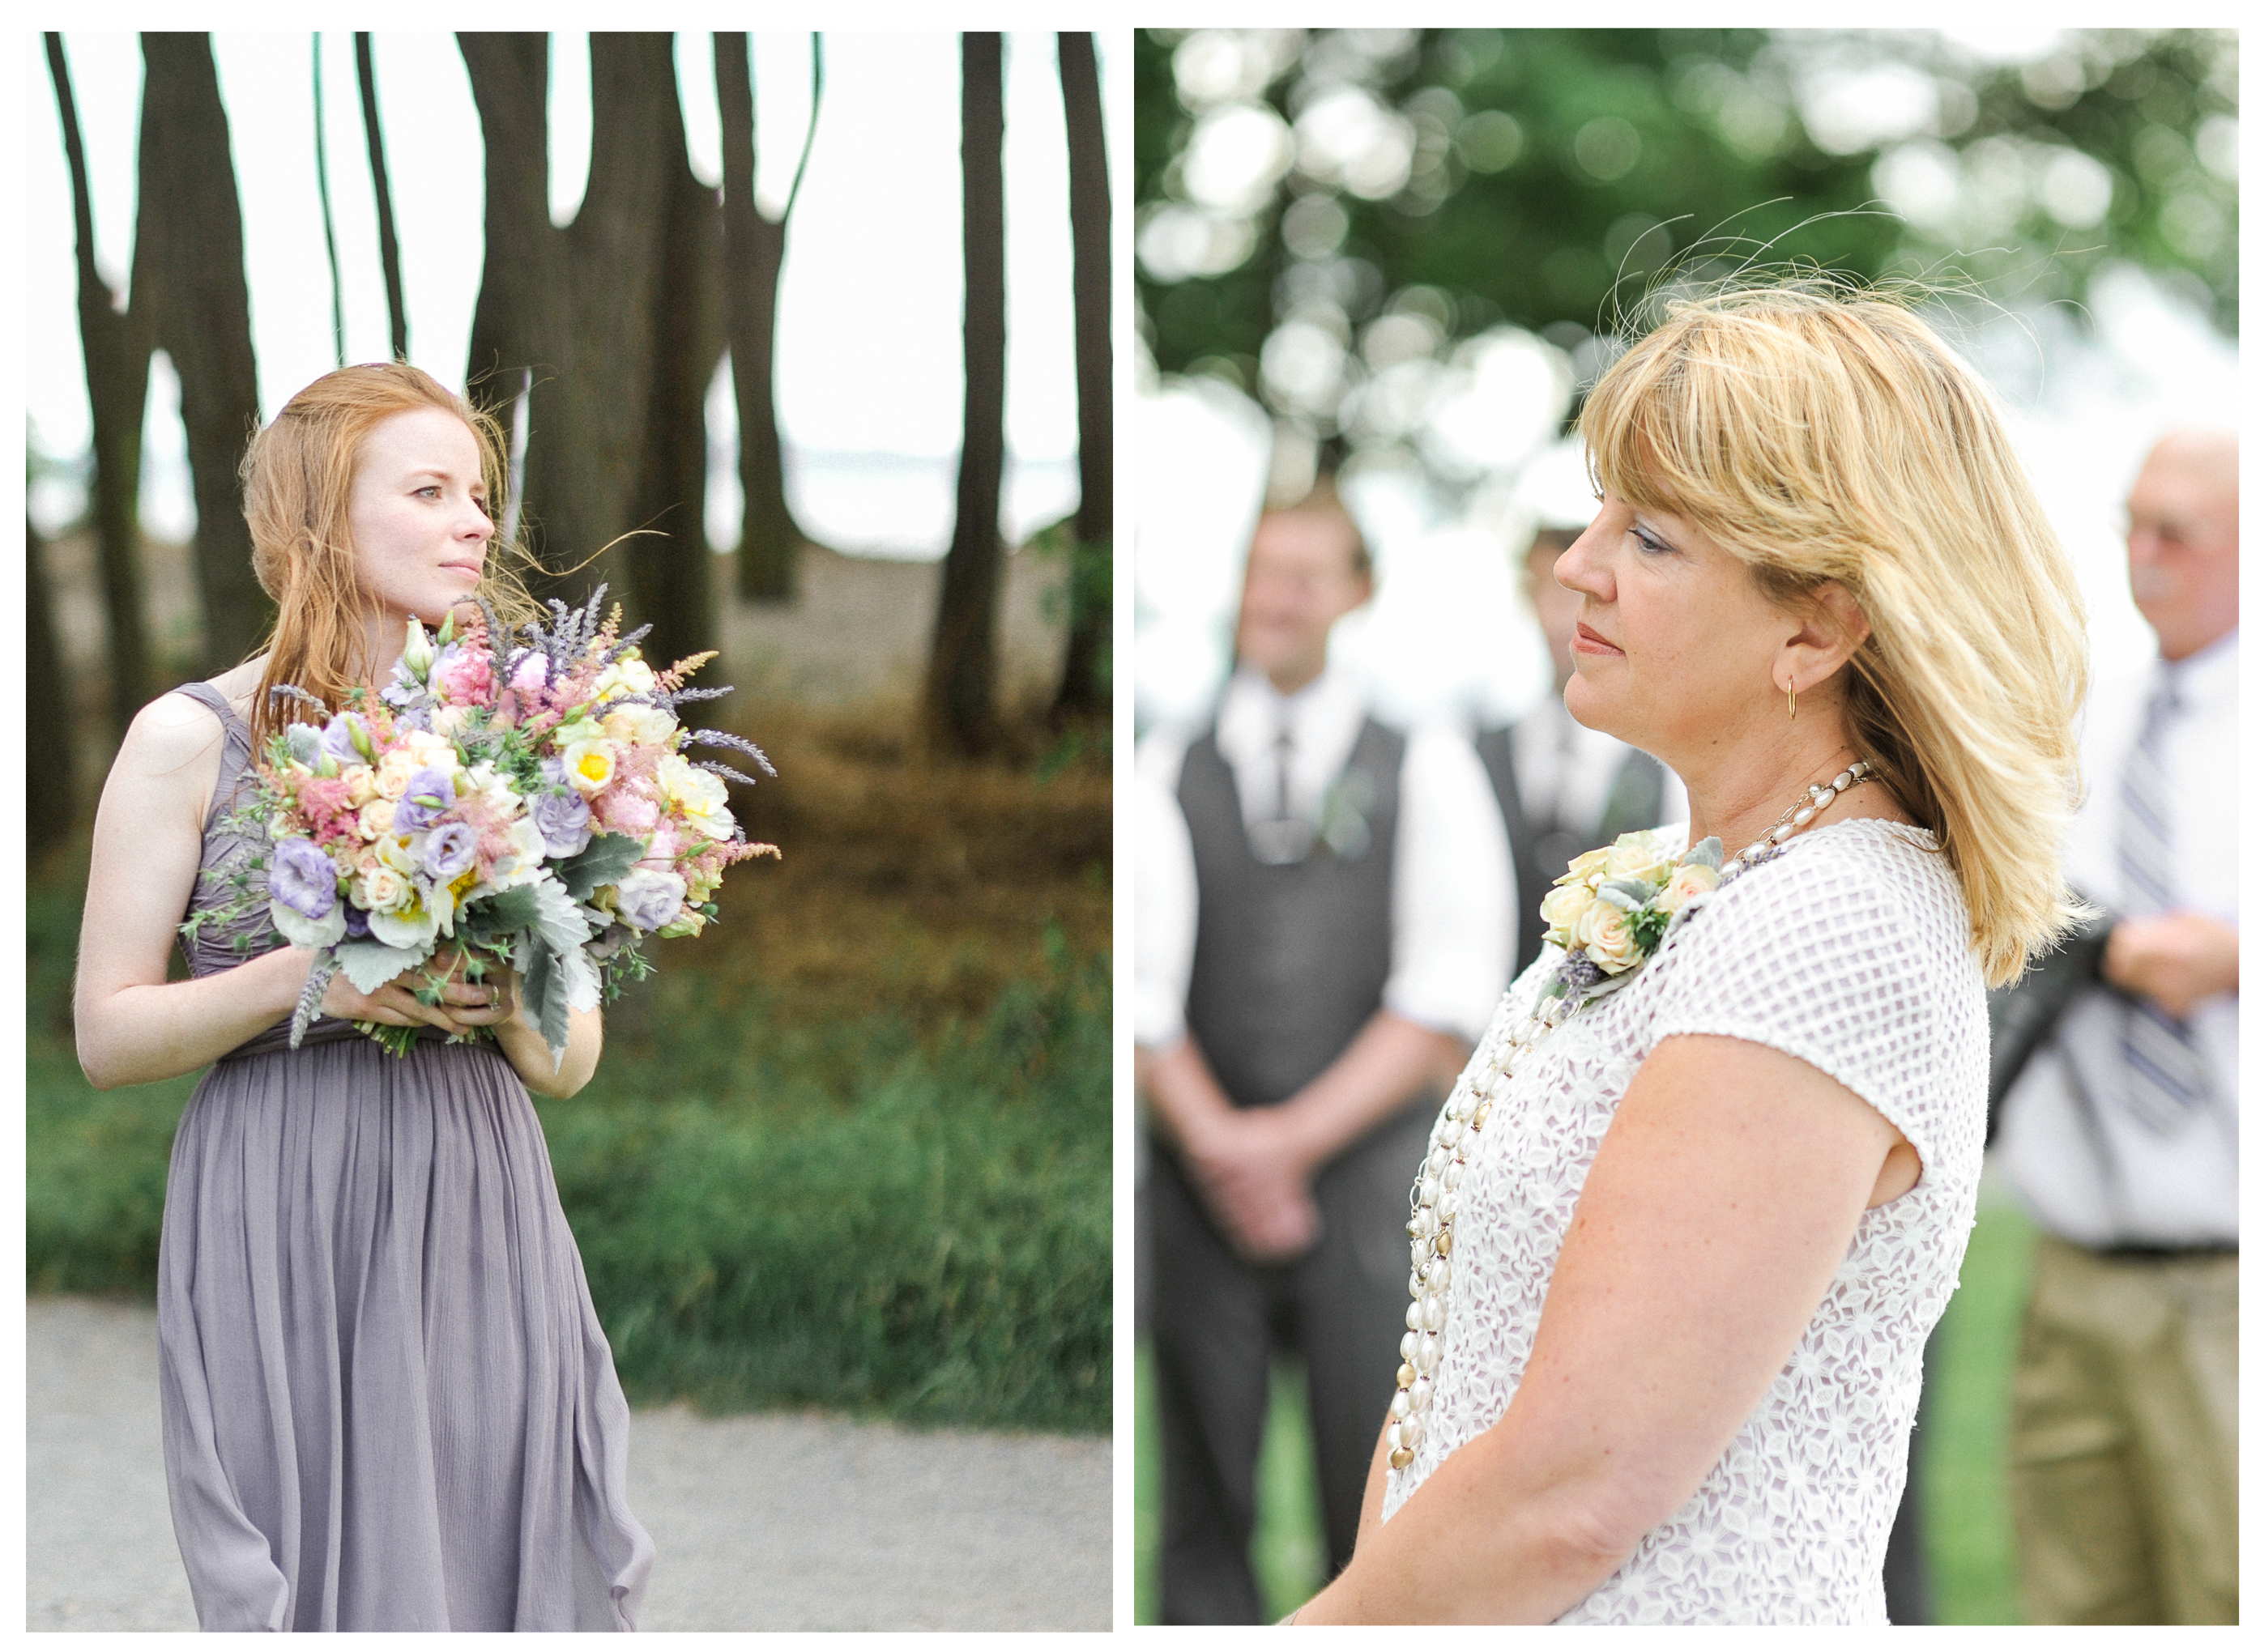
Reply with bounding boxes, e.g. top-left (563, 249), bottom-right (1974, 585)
top-left (1136, 664), bottom-right (1512, 1053)
top-left (1992, 630), bottom-right (2239, 1246)
top-left (1509, 692), bottom-right (1689, 838)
